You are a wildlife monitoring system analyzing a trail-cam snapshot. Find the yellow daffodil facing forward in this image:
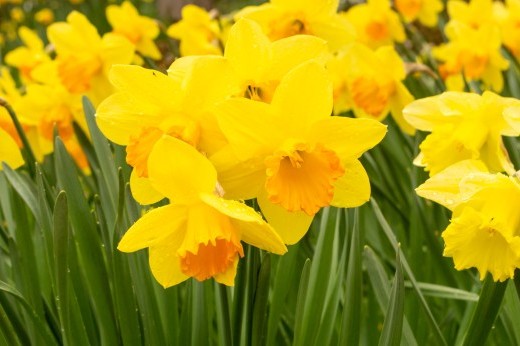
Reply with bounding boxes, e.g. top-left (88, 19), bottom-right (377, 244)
top-left (344, 0), bottom-right (405, 49)
top-left (118, 136), bottom-right (287, 287)
top-left (328, 43), bottom-right (415, 134)
top-left (4, 27), bottom-right (51, 82)
top-left (107, 1), bottom-right (162, 60)
top-left (96, 56), bottom-right (240, 204)
top-left (167, 5), bottom-right (223, 56)
top-left (395, 0), bottom-right (443, 27)
top-left (416, 160), bottom-right (520, 281)
top-left (0, 128), bottom-right (23, 170)
top-left (213, 61), bottom-right (386, 244)
top-left (47, 11), bottom-right (134, 105)
top-left (235, 0), bottom-right (354, 50)
top-left (433, 21), bottom-right (509, 92)
top-left (404, 91), bottom-right (520, 176)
